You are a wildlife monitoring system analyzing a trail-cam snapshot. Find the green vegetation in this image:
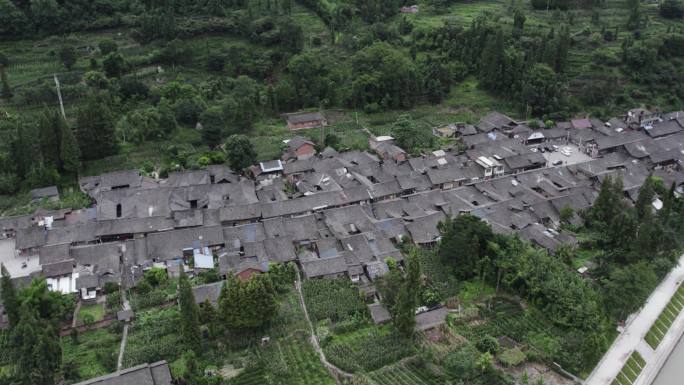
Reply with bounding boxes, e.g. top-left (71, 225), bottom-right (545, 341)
top-left (2, 0), bottom-right (683, 207)
top-left (62, 327), bottom-right (120, 384)
top-left (302, 278), bottom-right (369, 324)
top-left (365, 359), bottom-right (448, 385)
top-left (76, 303), bottom-right (105, 325)
top-left (323, 325), bottom-right (415, 372)
top-left (123, 306), bottom-right (184, 367)
top-left (610, 351), bottom-right (646, 385)
top-left (645, 283), bottom-right (684, 349)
